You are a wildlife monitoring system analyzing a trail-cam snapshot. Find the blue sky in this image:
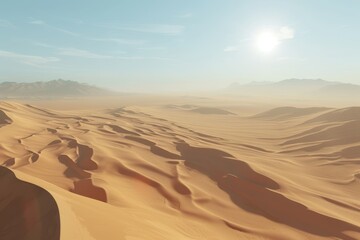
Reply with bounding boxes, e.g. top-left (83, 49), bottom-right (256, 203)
top-left (0, 0), bottom-right (359, 91)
